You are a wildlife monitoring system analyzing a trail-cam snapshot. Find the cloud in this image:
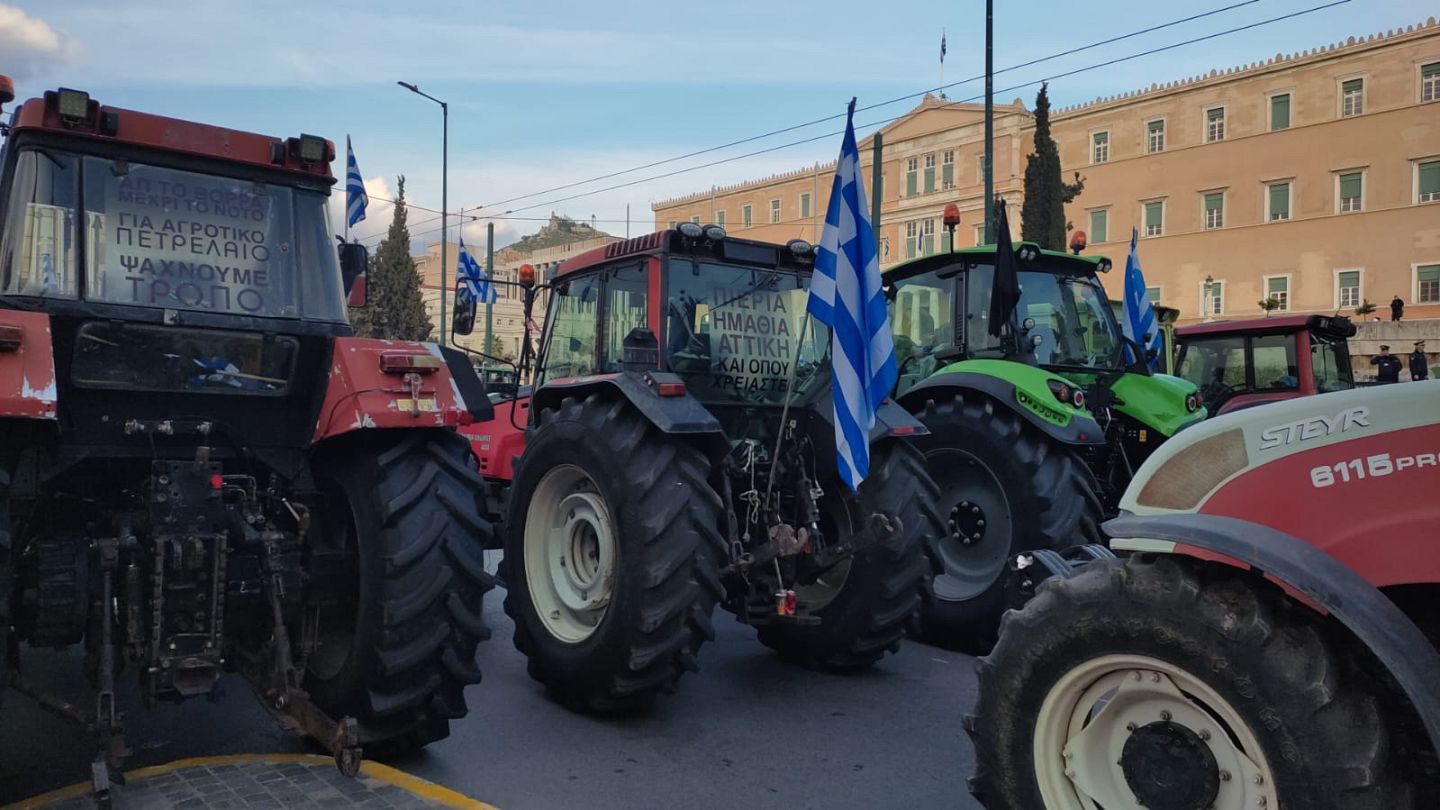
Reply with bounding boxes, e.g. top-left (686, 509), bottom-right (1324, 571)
top-left (0, 5), bottom-right (76, 80)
